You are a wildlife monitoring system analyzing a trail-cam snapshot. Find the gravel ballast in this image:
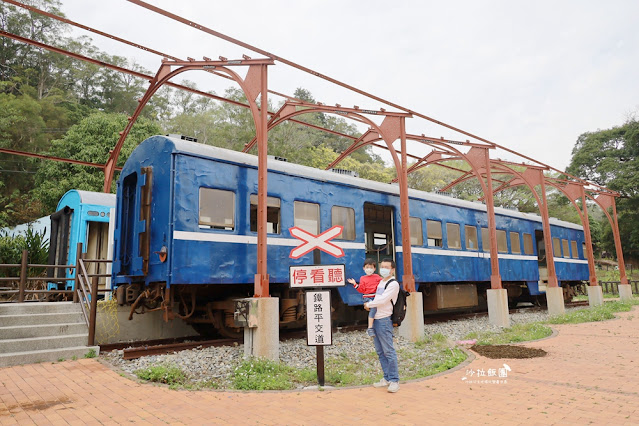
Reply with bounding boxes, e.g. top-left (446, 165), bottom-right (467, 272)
top-left (101, 306), bottom-right (581, 388)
